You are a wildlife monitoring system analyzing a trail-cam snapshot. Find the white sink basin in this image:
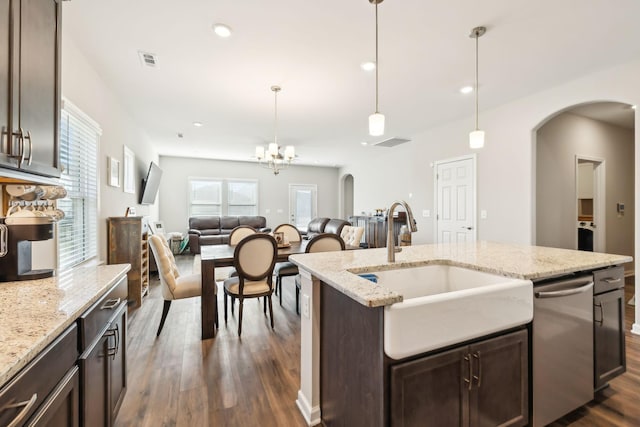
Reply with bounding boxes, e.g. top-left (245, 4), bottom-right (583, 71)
top-left (360, 264), bottom-right (533, 360)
